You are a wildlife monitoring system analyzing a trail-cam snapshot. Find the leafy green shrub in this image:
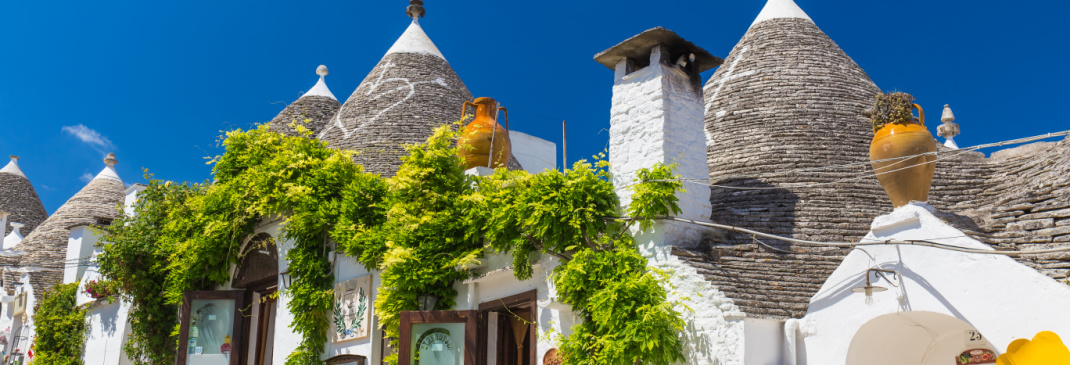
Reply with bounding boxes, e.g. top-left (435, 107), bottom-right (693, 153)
top-left (30, 282), bottom-right (88, 365)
